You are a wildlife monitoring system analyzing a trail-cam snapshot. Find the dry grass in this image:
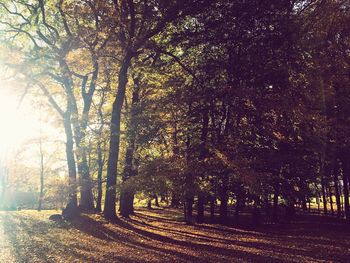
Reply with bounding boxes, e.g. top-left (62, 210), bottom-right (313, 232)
top-left (0, 208), bottom-right (349, 262)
